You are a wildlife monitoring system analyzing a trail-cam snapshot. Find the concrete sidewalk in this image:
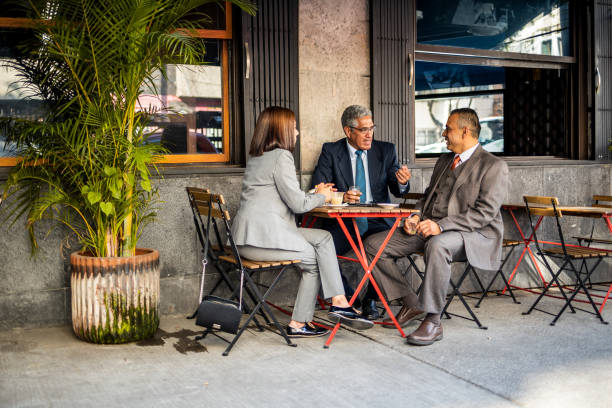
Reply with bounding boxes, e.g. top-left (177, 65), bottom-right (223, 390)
top-left (1, 290), bottom-right (611, 408)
